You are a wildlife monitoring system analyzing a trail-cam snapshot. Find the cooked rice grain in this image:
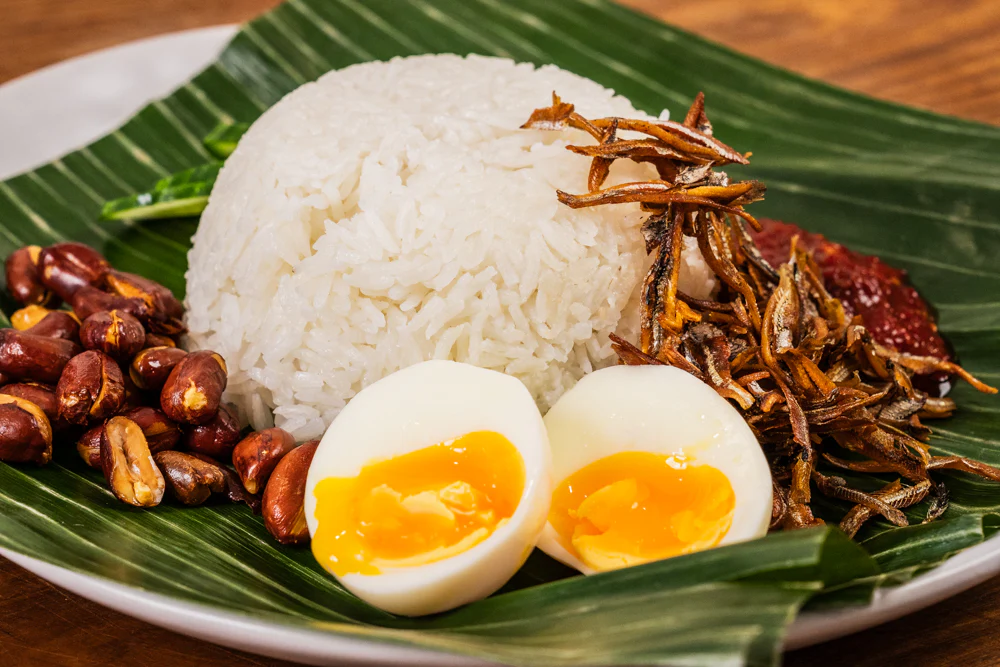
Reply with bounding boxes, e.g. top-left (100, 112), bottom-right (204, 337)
top-left (186, 54), bottom-right (711, 439)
